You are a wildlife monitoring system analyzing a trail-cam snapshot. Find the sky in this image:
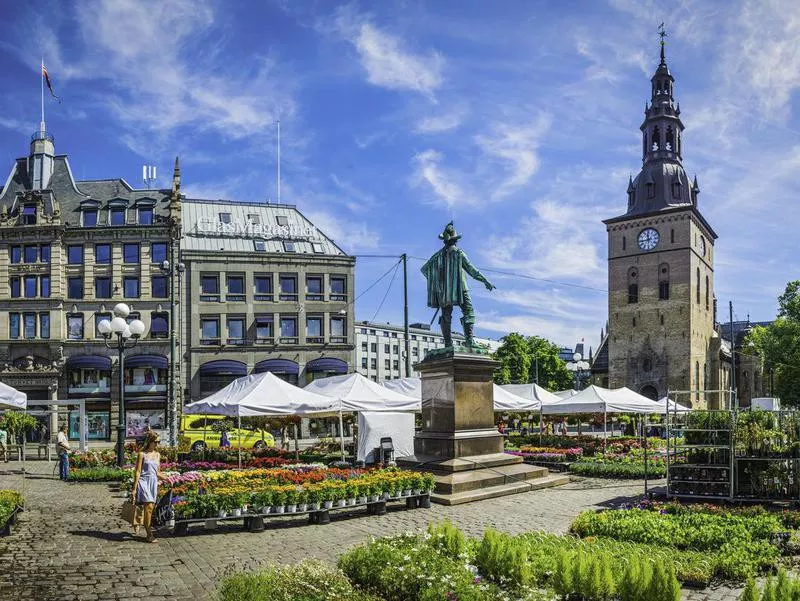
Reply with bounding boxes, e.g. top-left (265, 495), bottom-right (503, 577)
top-left (1, 0), bottom-right (798, 354)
